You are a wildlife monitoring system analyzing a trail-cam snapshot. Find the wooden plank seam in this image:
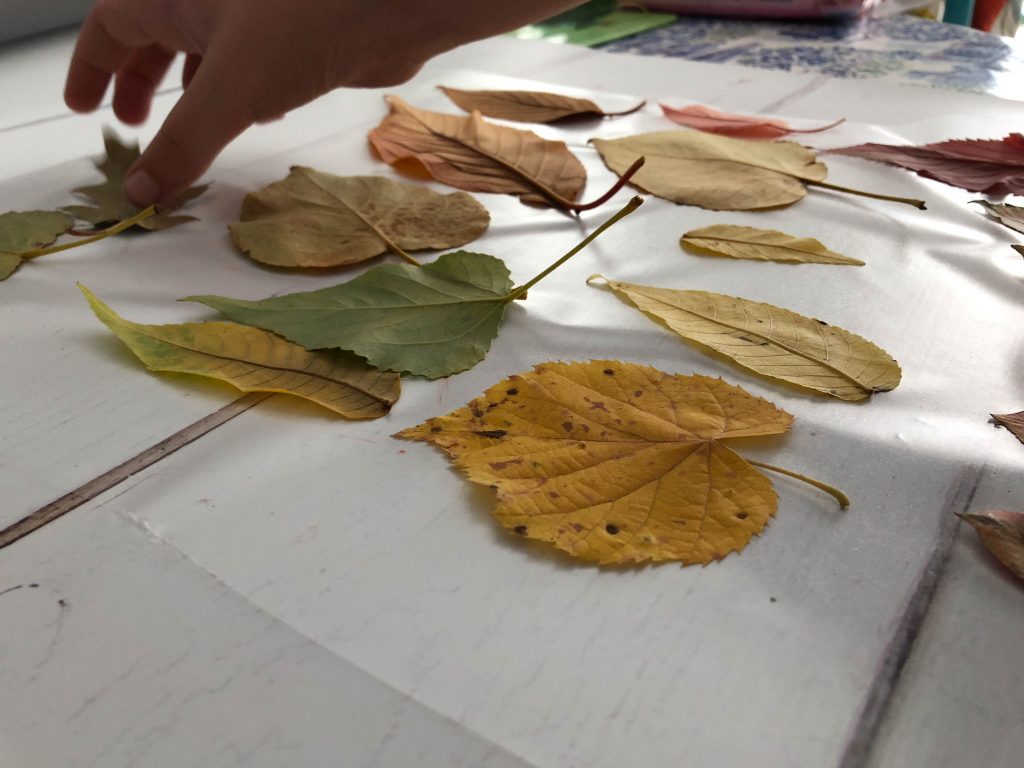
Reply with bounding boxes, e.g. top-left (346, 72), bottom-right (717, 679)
top-left (836, 464), bottom-right (985, 768)
top-left (0, 393), bottom-right (270, 551)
